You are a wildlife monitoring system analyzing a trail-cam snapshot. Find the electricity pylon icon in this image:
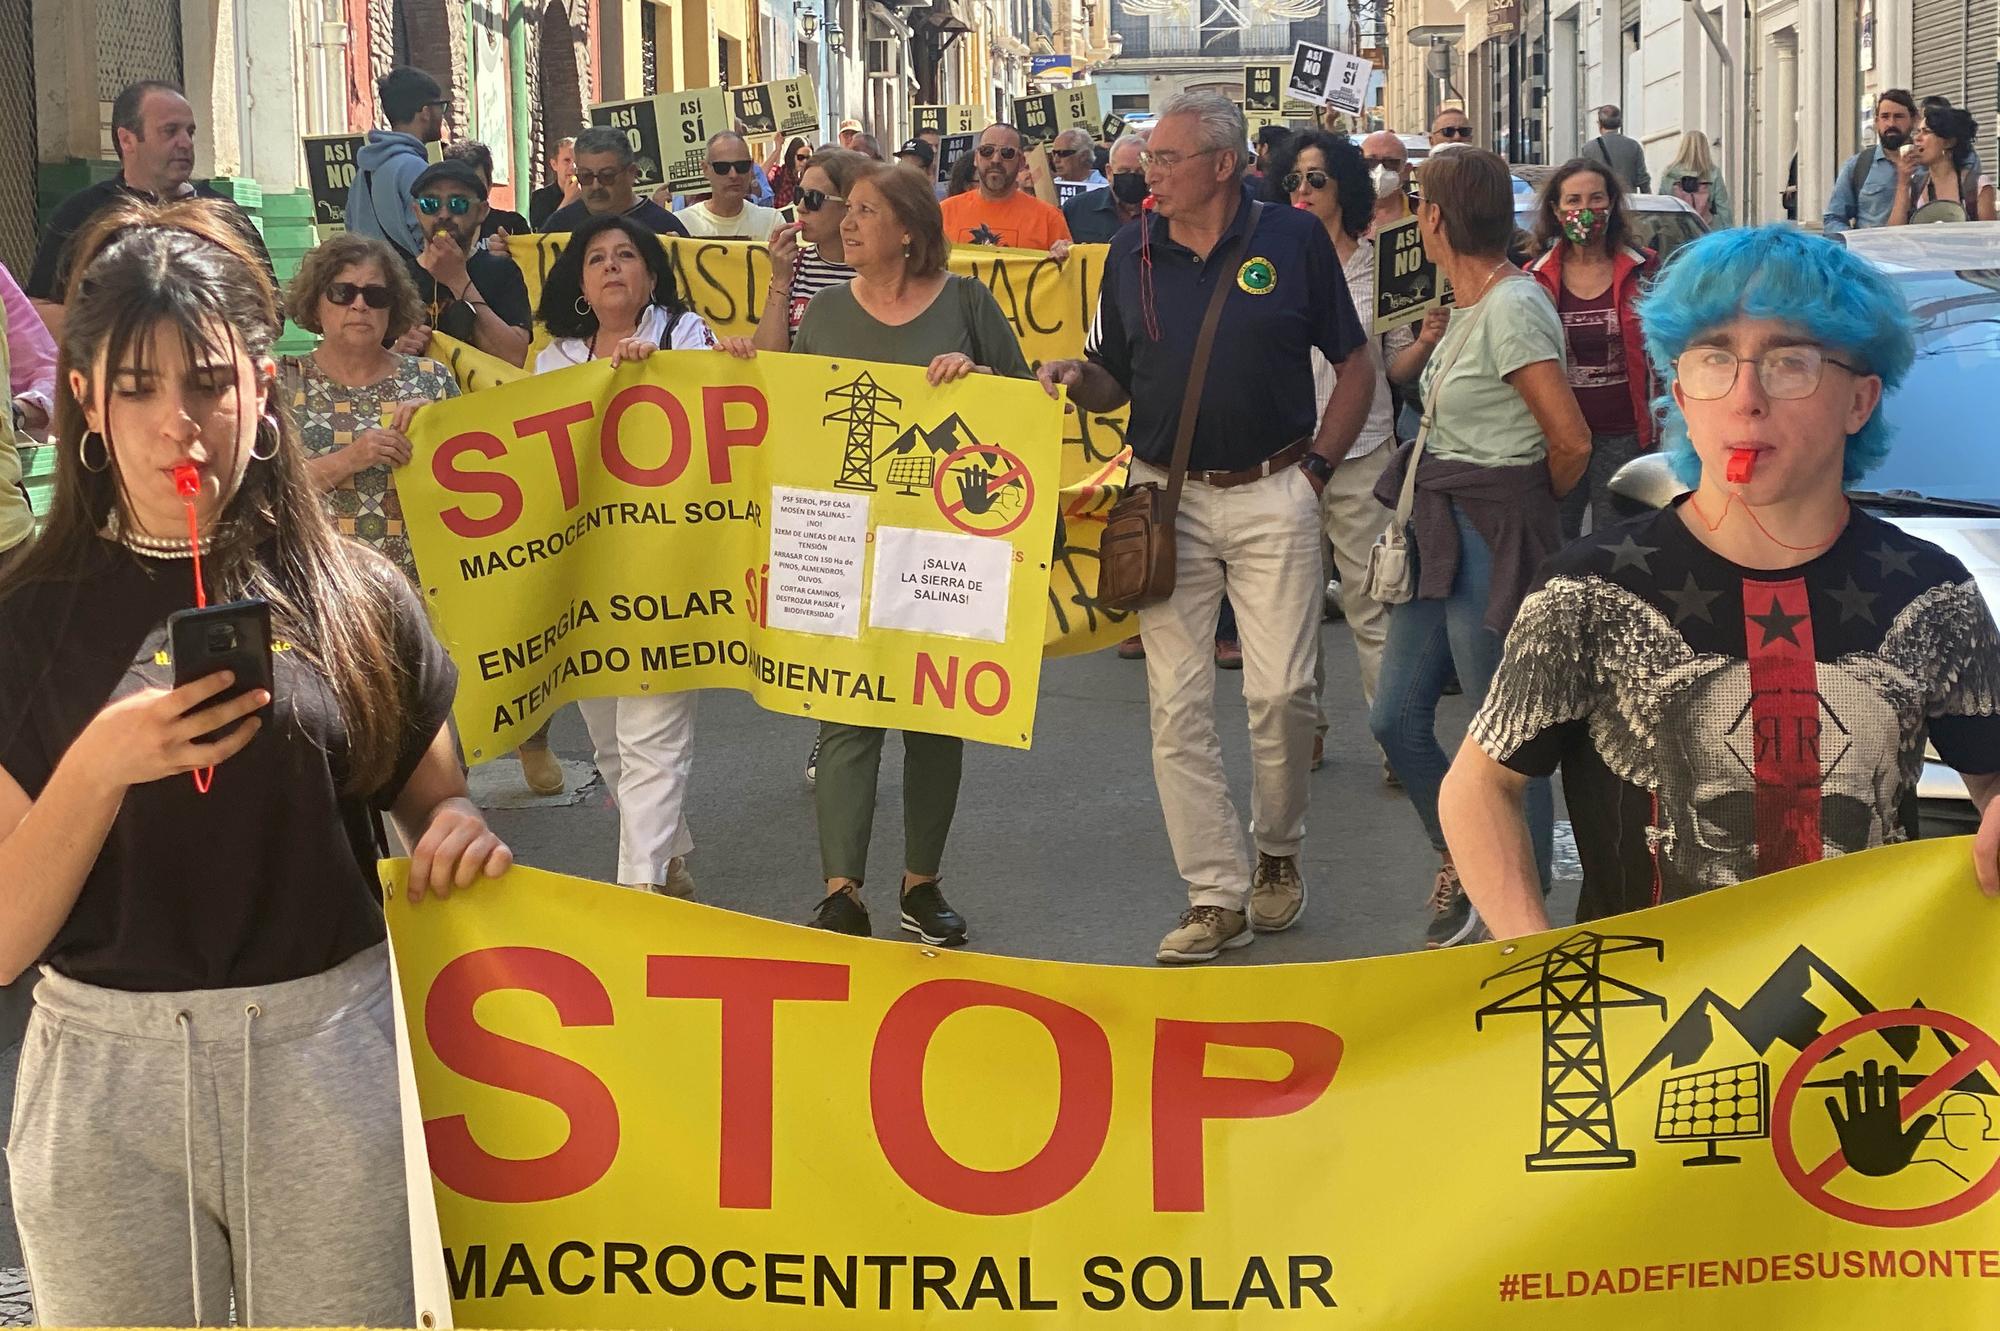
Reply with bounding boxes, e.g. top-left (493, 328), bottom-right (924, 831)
top-left (1476, 931), bottom-right (1666, 1171)
top-left (823, 372), bottom-right (902, 492)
